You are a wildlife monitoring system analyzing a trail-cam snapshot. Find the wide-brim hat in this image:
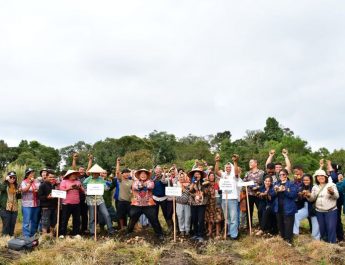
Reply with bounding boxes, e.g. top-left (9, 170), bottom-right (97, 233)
top-left (87, 164), bottom-right (105, 174)
top-left (188, 169), bottom-right (206, 179)
top-left (135, 169), bottom-right (151, 179)
top-left (313, 169), bottom-right (328, 178)
top-left (64, 169), bottom-right (80, 179)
